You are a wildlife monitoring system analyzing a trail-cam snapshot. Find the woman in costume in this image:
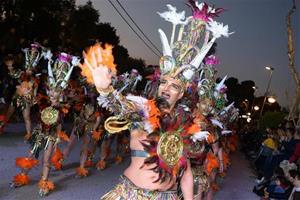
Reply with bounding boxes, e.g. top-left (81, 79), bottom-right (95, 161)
top-left (62, 101), bottom-right (101, 177)
top-left (0, 43), bottom-right (43, 139)
top-left (11, 49), bottom-right (79, 197)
